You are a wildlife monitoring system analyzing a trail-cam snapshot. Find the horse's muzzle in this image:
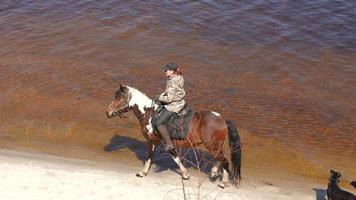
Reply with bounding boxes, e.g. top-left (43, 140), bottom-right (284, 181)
top-left (106, 111), bottom-right (115, 118)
